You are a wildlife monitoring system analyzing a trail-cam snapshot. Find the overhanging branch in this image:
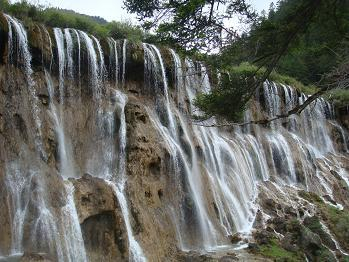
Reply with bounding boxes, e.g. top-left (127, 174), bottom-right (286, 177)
top-left (193, 89), bottom-right (325, 127)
